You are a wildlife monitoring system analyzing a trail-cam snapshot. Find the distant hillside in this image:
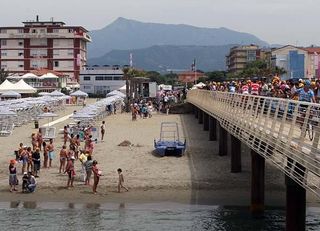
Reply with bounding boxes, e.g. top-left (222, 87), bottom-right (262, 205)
top-left (88, 17), bottom-right (269, 58)
top-left (88, 45), bottom-right (234, 72)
